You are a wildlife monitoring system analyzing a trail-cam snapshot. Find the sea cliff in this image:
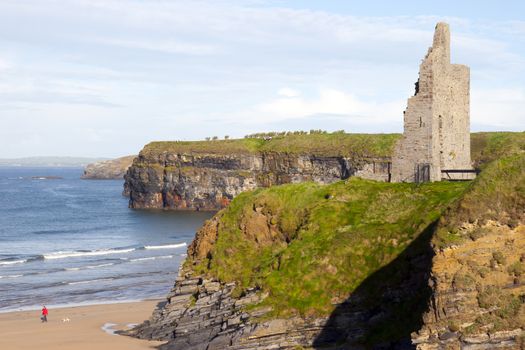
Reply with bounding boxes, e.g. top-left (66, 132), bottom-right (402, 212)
top-left (124, 133), bottom-right (398, 210)
top-left (125, 132), bottom-right (525, 349)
